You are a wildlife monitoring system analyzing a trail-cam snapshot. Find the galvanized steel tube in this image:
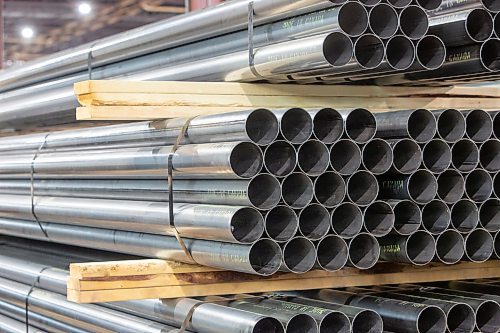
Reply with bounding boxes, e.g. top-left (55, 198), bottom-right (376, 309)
top-left (421, 199), bottom-right (451, 234)
top-left (465, 169), bottom-right (494, 203)
top-left (451, 139), bottom-right (480, 173)
top-left (450, 199), bottom-right (480, 233)
top-left (421, 139), bottom-right (452, 174)
top-left (388, 139), bottom-right (422, 174)
top-left (298, 204), bottom-right (331, 240)
top-left (399, 5), bottom-right (429, 40)
top-left (308, 108), bottom-right (344, 144)
top-left (331, 202), bottom-right (364, 238)
top-left (363, 200), bottom-right (395, 237)
top-left (315, 235), bottom-right (349, 271)
top-left (280, 237), bottom-right (317, 273)
top-left (388, 199), bottom-right (422, 235)
top-left (347, 233), bottom-right (380, 269)
top-left (378, 230), bottom-right (436, 265)
top-left (330, 139), bottom-right (362, 175)
top-left (378, 169), bottom-right (438, 204)
top-left (479, 139), bottom-right (500, 172)
top-left (434, 229), bottom-right (465, 264)
top-left (264, 140), bottom-right (297, 178)
top-left (281, 172), bottom-right (314, 209)
top-left (374, 109), bottom-right (437, 143)
top-left (464, 228), bottom-right (495, 262)
top-left (464, 109), bottom-right (494, 143)
top-left (433, 109), bottom-right (467, 143)
top-left (479, 198), bottom-right (500, 231)
top-left (264, 205), bottom-right (299, 243)
top-left (313, 172), bottom-right (346, 208)
top-left (361, 138), bottom-right (394, 175)
top-left (436, 169), bottom-right (466, 204)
